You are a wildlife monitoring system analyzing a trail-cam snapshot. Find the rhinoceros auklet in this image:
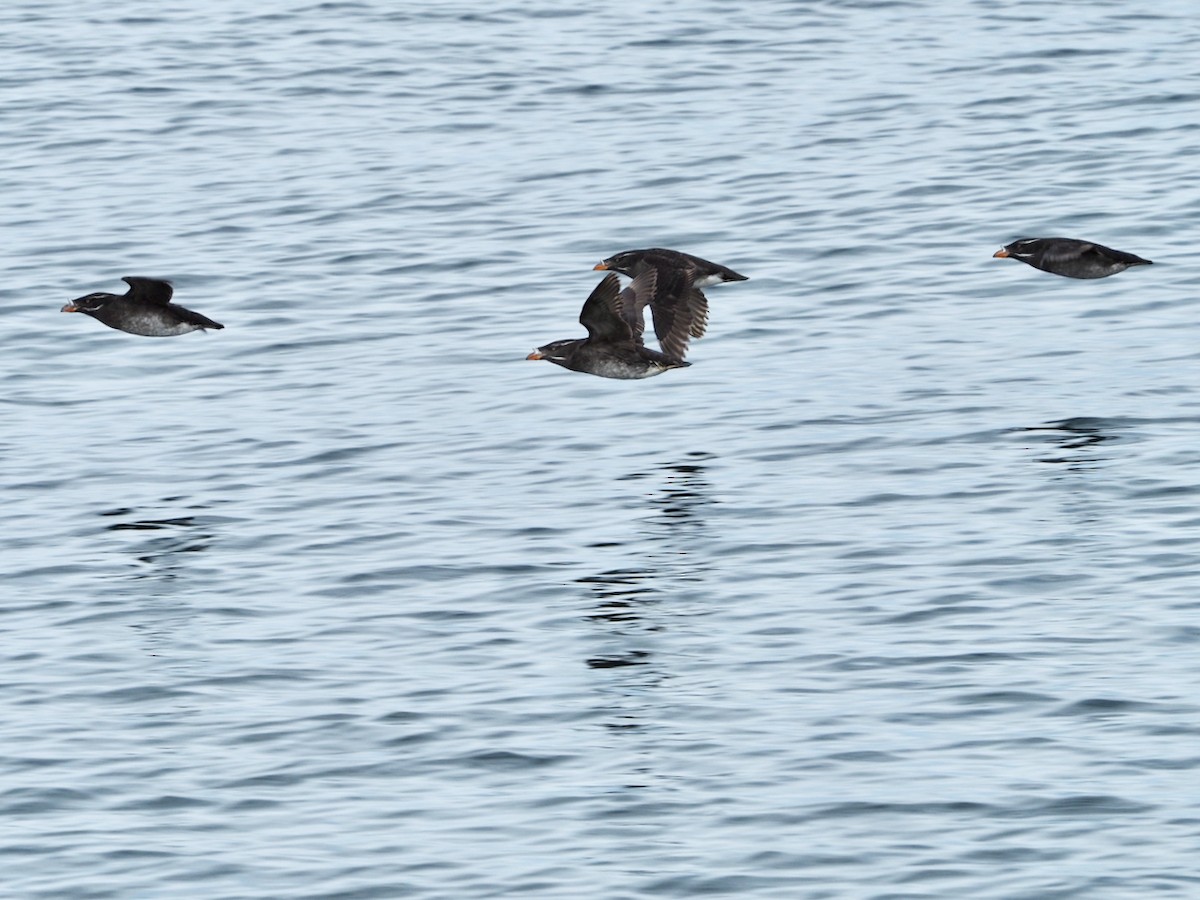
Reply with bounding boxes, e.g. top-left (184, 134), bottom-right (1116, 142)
top-left (992, 238), bottom-right (1152, 279)
top-left (61, 277), bottom-right (224, 336)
